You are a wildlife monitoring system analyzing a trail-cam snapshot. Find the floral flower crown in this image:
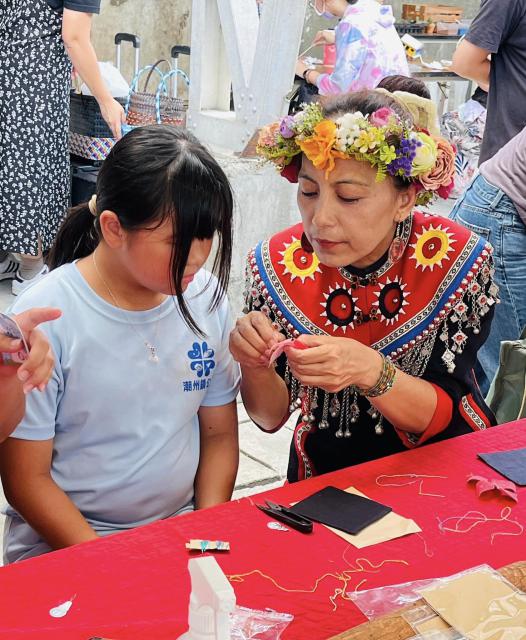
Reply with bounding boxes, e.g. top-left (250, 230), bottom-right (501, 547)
top-left (256, 102), bottom-right (456, 205)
